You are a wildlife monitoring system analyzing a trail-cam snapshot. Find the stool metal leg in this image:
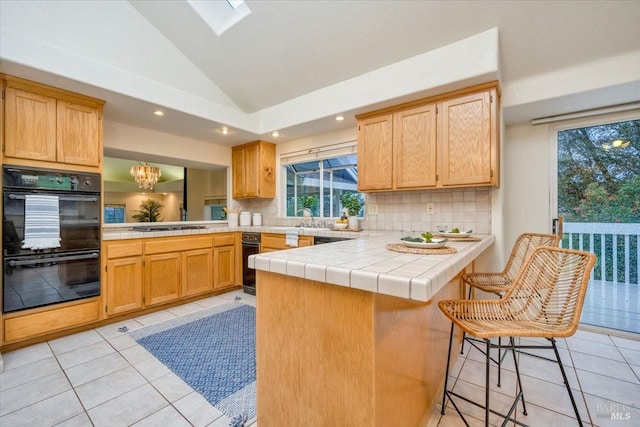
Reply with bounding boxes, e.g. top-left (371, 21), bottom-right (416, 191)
top-left (551, 338), bottom-right (583, 426)
top-left (485, 339), bottom-right (491, 426)
top-left (441, 322), bottom-right (455, 415)
top-left (460, 284), bottom-right (473, 355)
top-left (510, 337), bottom-right (527, 416)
